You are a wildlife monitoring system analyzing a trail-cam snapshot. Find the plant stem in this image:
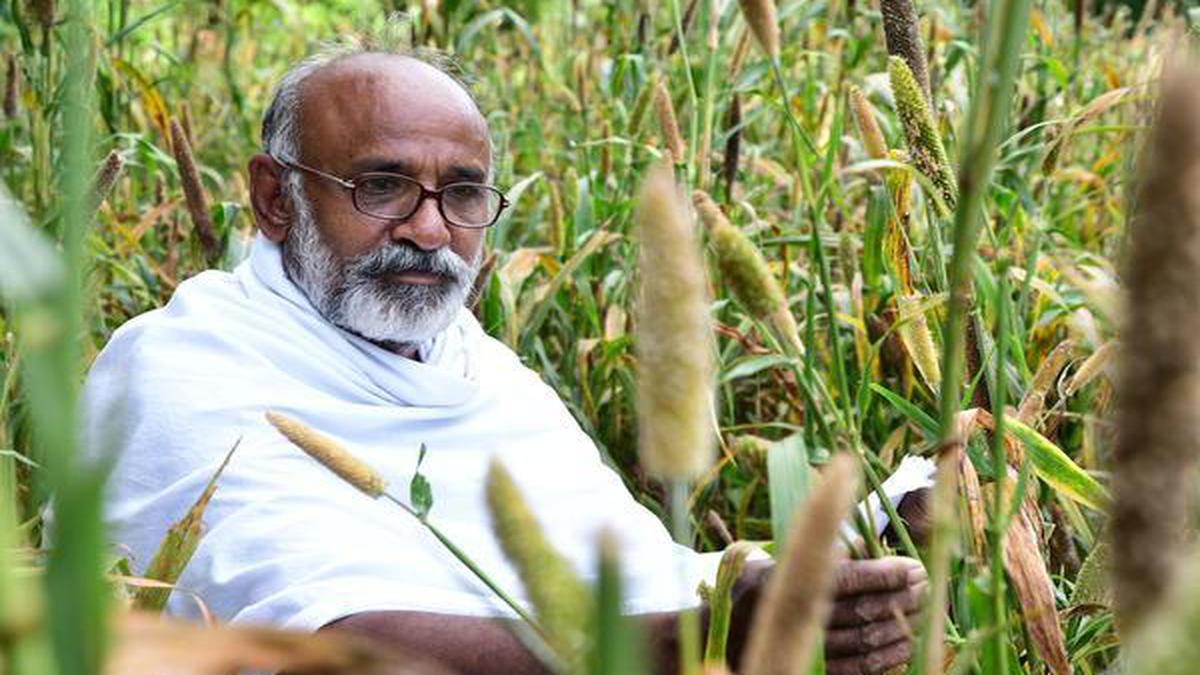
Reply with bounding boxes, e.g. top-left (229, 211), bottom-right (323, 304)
top-left (988, 264), bottom-right (1010, 675)
top-left (695, 0), bottom-right (720, 189)
top-left (918, 0), bottom-right (1032, 668)
top-left (671, 480), bottom-right (701, 675)
top-left (382, 493), bottom-right (545, 634)
top-left (767, 57), bottom-right (857, 441)
top-left (670, 0), bottom-right (700, 176)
